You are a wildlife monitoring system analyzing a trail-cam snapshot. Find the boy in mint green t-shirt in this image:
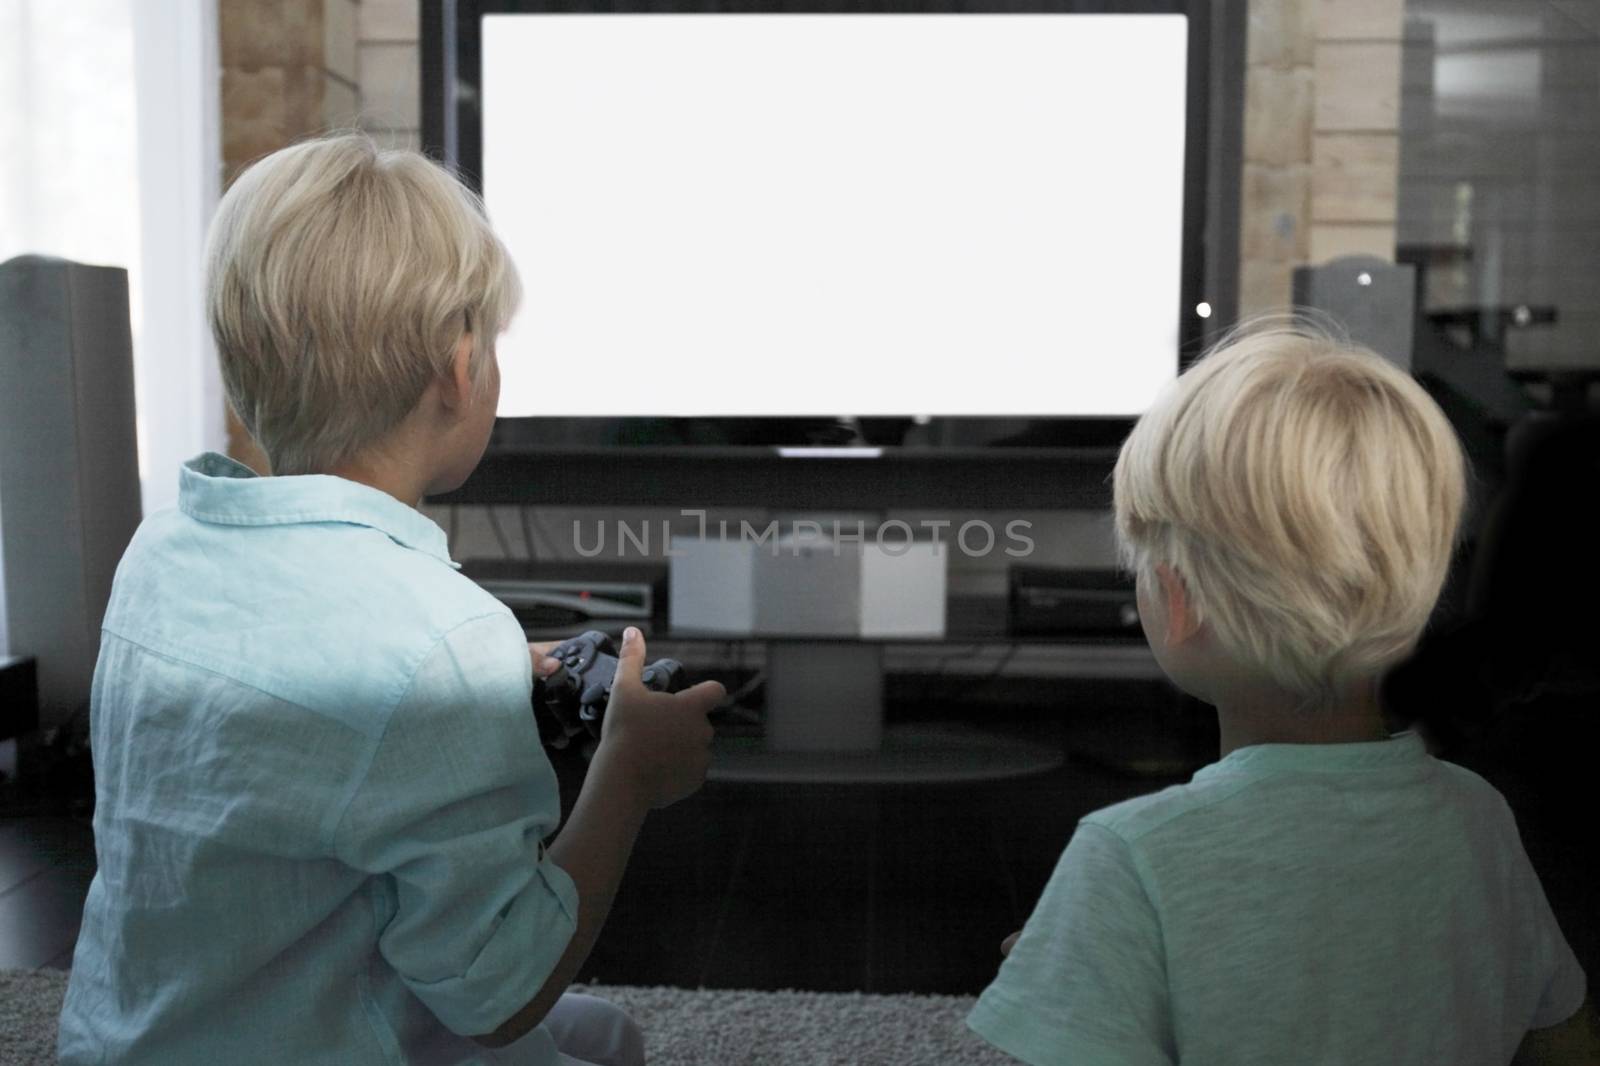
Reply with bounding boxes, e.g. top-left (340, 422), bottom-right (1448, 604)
top-left (970, 326), bottom-right (1593, 1066)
